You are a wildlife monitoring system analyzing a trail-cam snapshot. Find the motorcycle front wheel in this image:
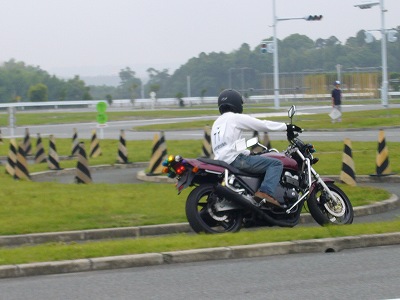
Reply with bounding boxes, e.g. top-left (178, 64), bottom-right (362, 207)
top-left (308, 182), bottom-right (354, 226)
top-left (185, 184), bottom-right (243, 234)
